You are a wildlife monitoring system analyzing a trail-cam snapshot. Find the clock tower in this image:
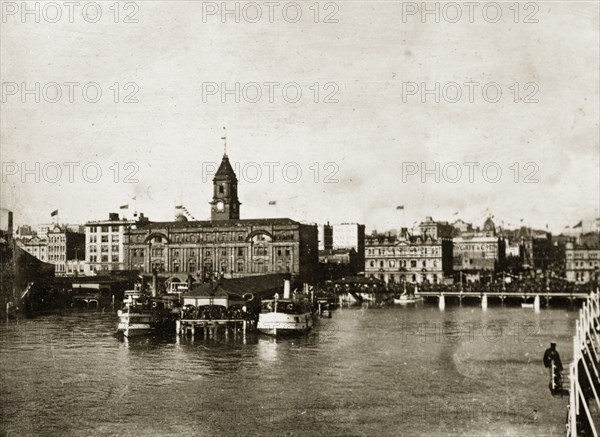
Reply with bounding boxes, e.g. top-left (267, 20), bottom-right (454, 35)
top-left (210, 153), bottom-right (241, 221)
